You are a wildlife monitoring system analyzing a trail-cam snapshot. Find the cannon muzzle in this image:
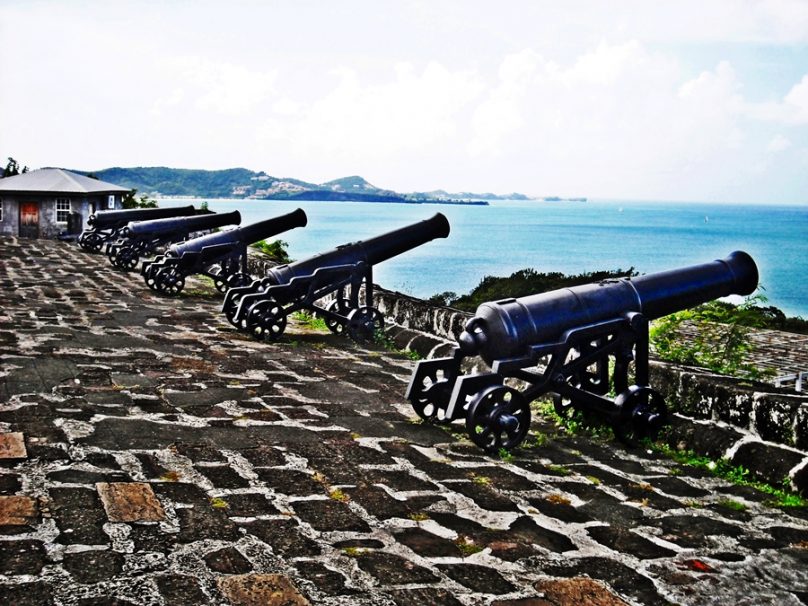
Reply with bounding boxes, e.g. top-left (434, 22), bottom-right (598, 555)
top-left (266, 212), bottom-right (450, 285)
top-left (459, 251), bottom-right (759, 363)
top-left (121, 210), bottom-right (241, 238)
top-left (167, 208), bottom-right (307, 258)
